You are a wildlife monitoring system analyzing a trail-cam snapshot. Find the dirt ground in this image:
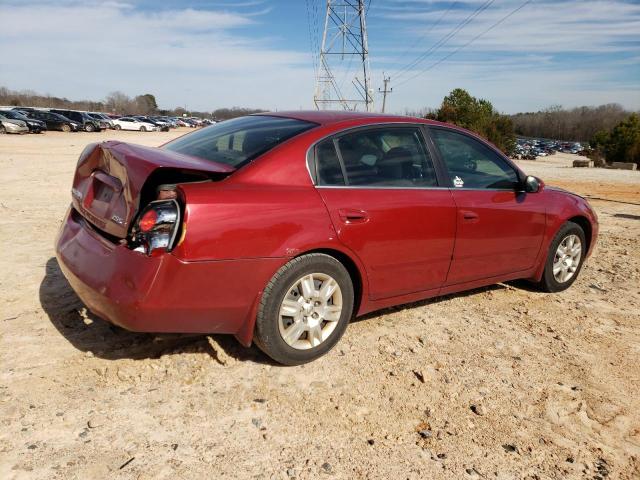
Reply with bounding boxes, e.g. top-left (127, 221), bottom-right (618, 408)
top-left (1, 129), bottom-right (639, 480)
